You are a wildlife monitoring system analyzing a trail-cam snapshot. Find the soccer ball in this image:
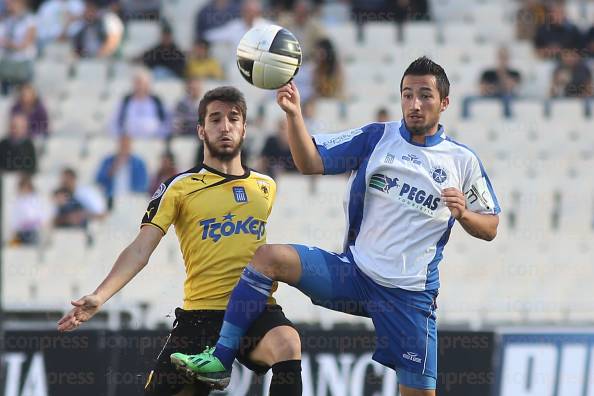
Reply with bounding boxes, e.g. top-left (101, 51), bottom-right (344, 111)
top-left (236, 25), bottom-right (302, 90)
